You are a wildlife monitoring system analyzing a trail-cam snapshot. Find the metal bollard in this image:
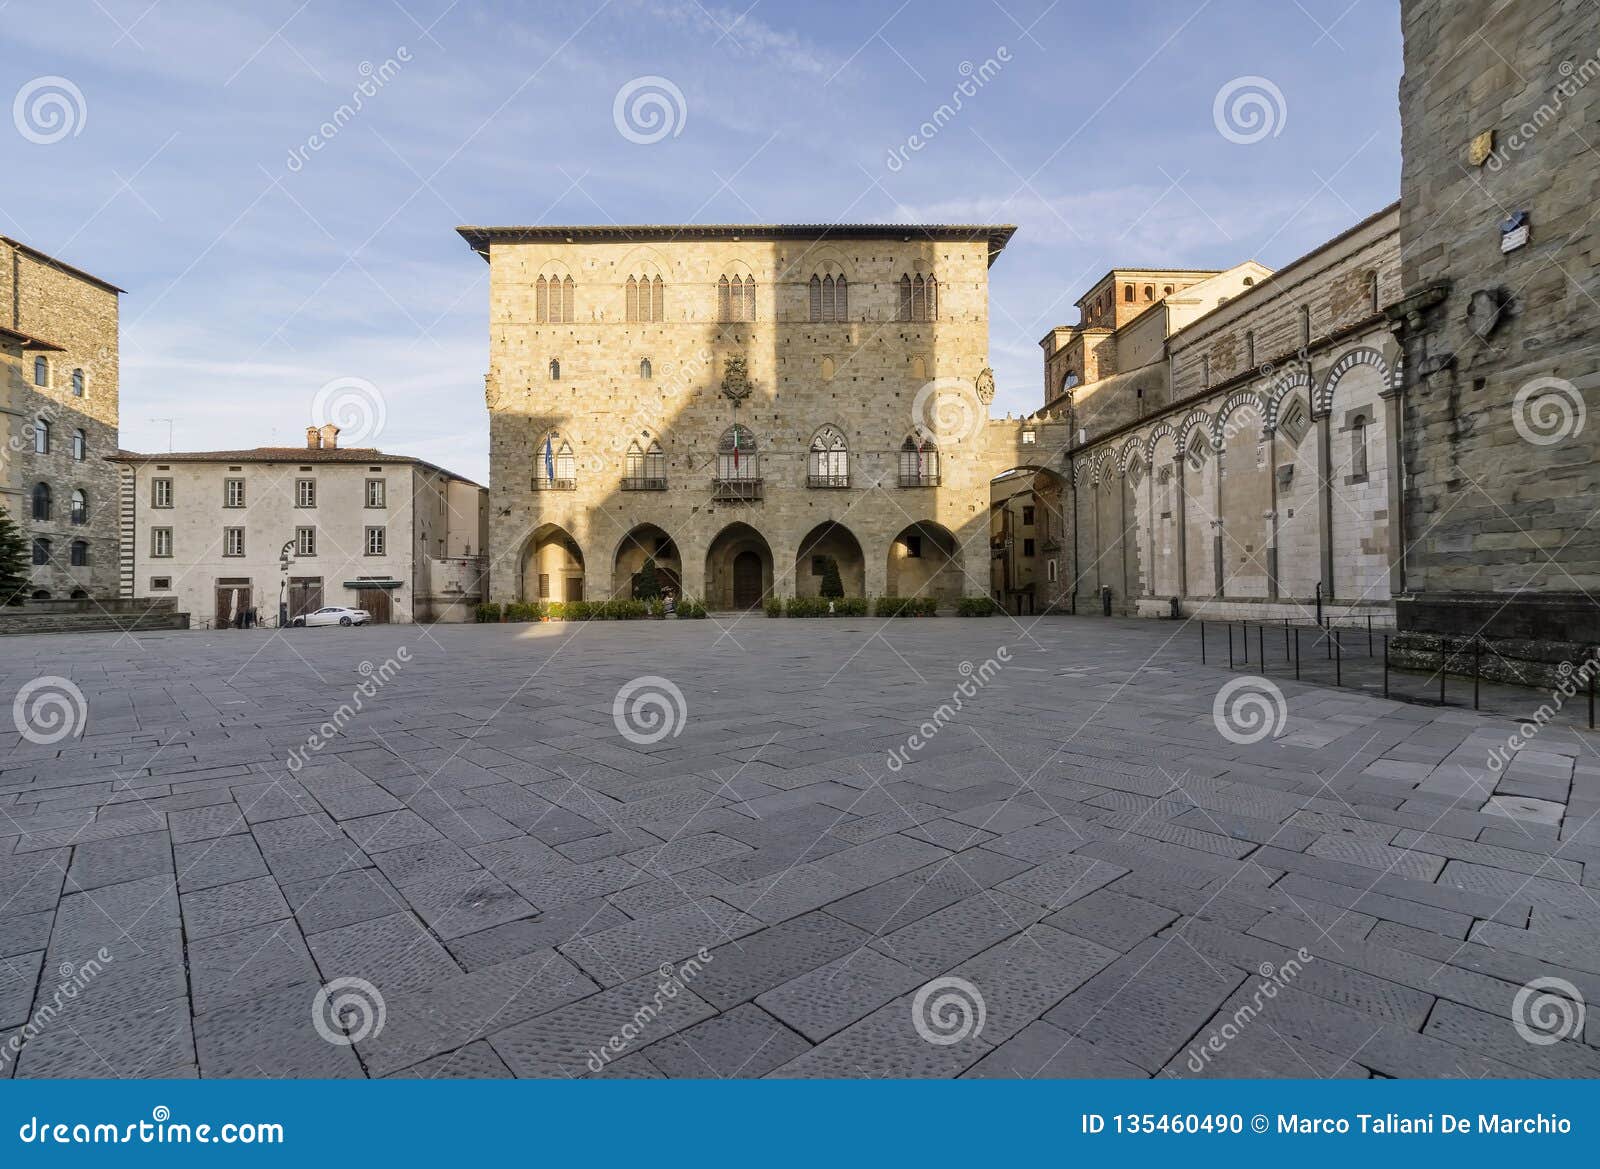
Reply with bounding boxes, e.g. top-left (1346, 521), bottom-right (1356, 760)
top-left (1383, 634), bottom-right (1389, 698)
